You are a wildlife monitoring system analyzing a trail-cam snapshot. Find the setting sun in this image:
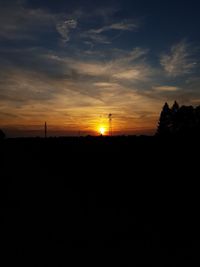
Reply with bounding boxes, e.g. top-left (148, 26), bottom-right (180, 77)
top-left (99, 127), bottom-right (106, 135)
